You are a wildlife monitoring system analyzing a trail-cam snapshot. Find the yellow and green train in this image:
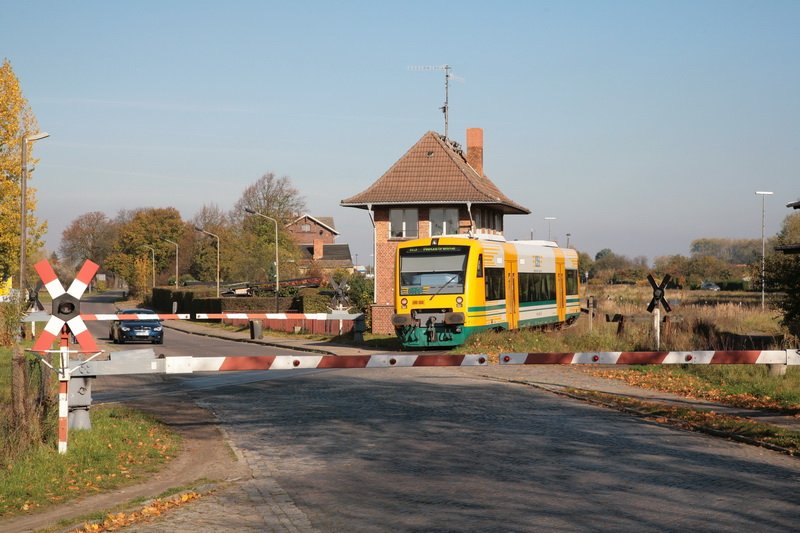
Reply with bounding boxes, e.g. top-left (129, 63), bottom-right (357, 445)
top-left (392, 235), bottom-right (581, 348)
